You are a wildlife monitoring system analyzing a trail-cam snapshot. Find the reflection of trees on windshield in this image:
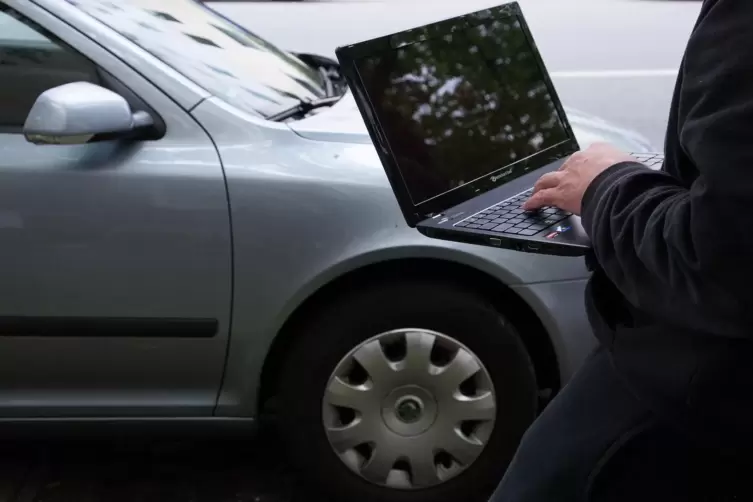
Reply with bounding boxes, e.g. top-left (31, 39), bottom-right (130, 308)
top-left (63, 0), bottom-right (326, 117)
top-left (360, 18), bottom-right (568, 205)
